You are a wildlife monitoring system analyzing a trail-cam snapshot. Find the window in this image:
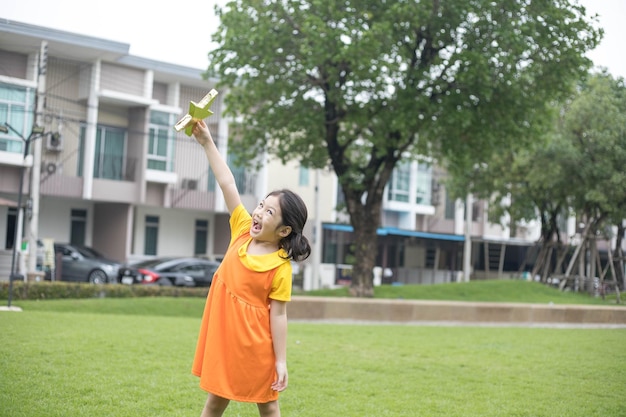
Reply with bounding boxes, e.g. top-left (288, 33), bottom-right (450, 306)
top-left (472, 200), bottom-right (481, 222)
top-left (336, 186), bottom-right (346, 209)
top-left (79, 124), bottom-right (127, 180)
top-left (444, 192), bottom-right (455, 219)
top-left (148, 111), bottom-right (174, 171)
top-left (94, 126), bottom-right (126, 180)
top-left (299, 166), bottom-right (309, 186)
top-left (70, 209), bottom-right (87, 246)
top-left (144, 215), bottom-right (159, 255)
top-left (415, 163), bottom-right (432, 205)
top-left (194, 219), bottom-right (208, 255)
top-left (387, 162), bottom-right (410, 202)
top-left (229, 153), bottom-right (248, 193)
top-left (0, 83), bottom-right (35, 153)
top-left (208, 169), bottom-right (216, 192)
top-left (207, 151), bottom-right (253, 193)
